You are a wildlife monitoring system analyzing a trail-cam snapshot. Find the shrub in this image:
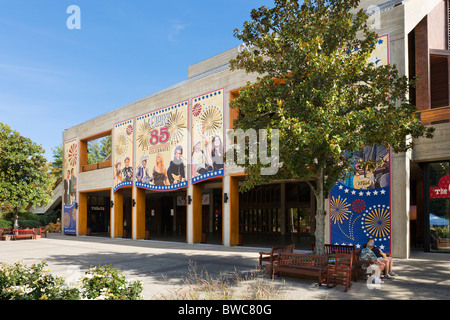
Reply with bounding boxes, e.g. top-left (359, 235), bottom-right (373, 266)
top-left (18, 220), bottom-right (40, 228)
top-left (79, 265), bottom-right (143, 300)
top-left (0, 261), bottom-right (79, 300)
top-left (0, 219), bottom-right (12, 228)
top-left (0, 261), bottom-right (143, 300)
